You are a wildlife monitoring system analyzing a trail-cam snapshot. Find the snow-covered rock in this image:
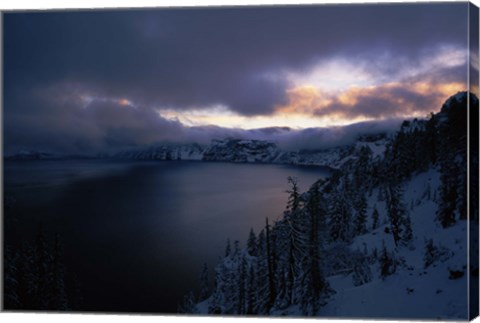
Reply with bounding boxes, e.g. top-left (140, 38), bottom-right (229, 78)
top-left (114, 143), bottom-right (205, 161)
top-left (202, 139), bottom-right (281, 163)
